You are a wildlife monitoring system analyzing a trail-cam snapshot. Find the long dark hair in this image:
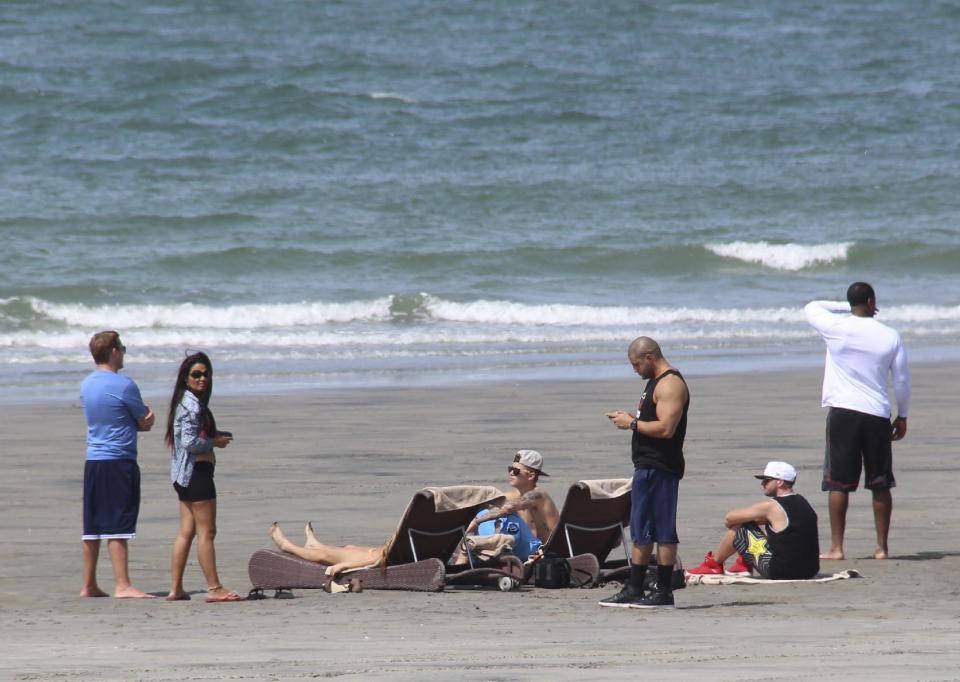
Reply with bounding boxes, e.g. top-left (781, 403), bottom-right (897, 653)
top-left (165, 351), bottom-right (217, 449)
